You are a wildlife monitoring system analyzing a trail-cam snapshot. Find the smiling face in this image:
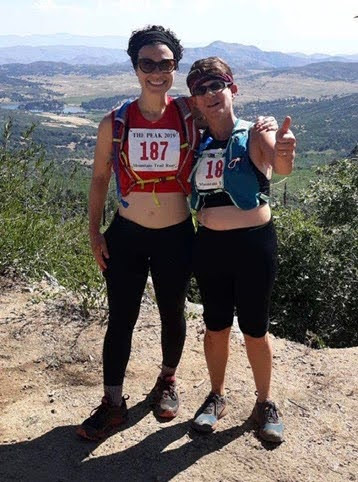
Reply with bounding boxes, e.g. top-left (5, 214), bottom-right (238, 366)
top-left (193, 80), bottom-right (238, 122)
top-left (135, 43), bottom-right (175, 96)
